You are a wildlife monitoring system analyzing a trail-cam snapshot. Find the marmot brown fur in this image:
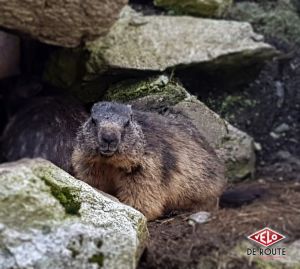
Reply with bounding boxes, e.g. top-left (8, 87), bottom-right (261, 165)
top-left (1, 99), bottom-right (226, 220)
top-left (73, 102), bottom-right (226, 220)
